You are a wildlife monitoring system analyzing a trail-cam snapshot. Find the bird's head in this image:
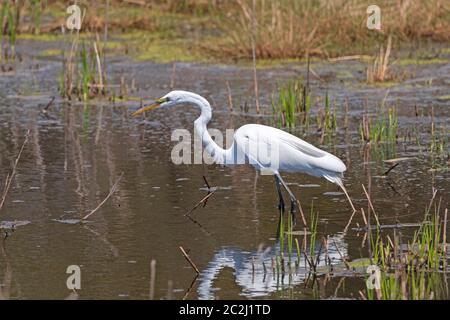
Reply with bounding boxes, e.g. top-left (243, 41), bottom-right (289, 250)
top-left (132, 91), bottom-right (182, 116)
top-left (132, 90), bottom-right (209, 117)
